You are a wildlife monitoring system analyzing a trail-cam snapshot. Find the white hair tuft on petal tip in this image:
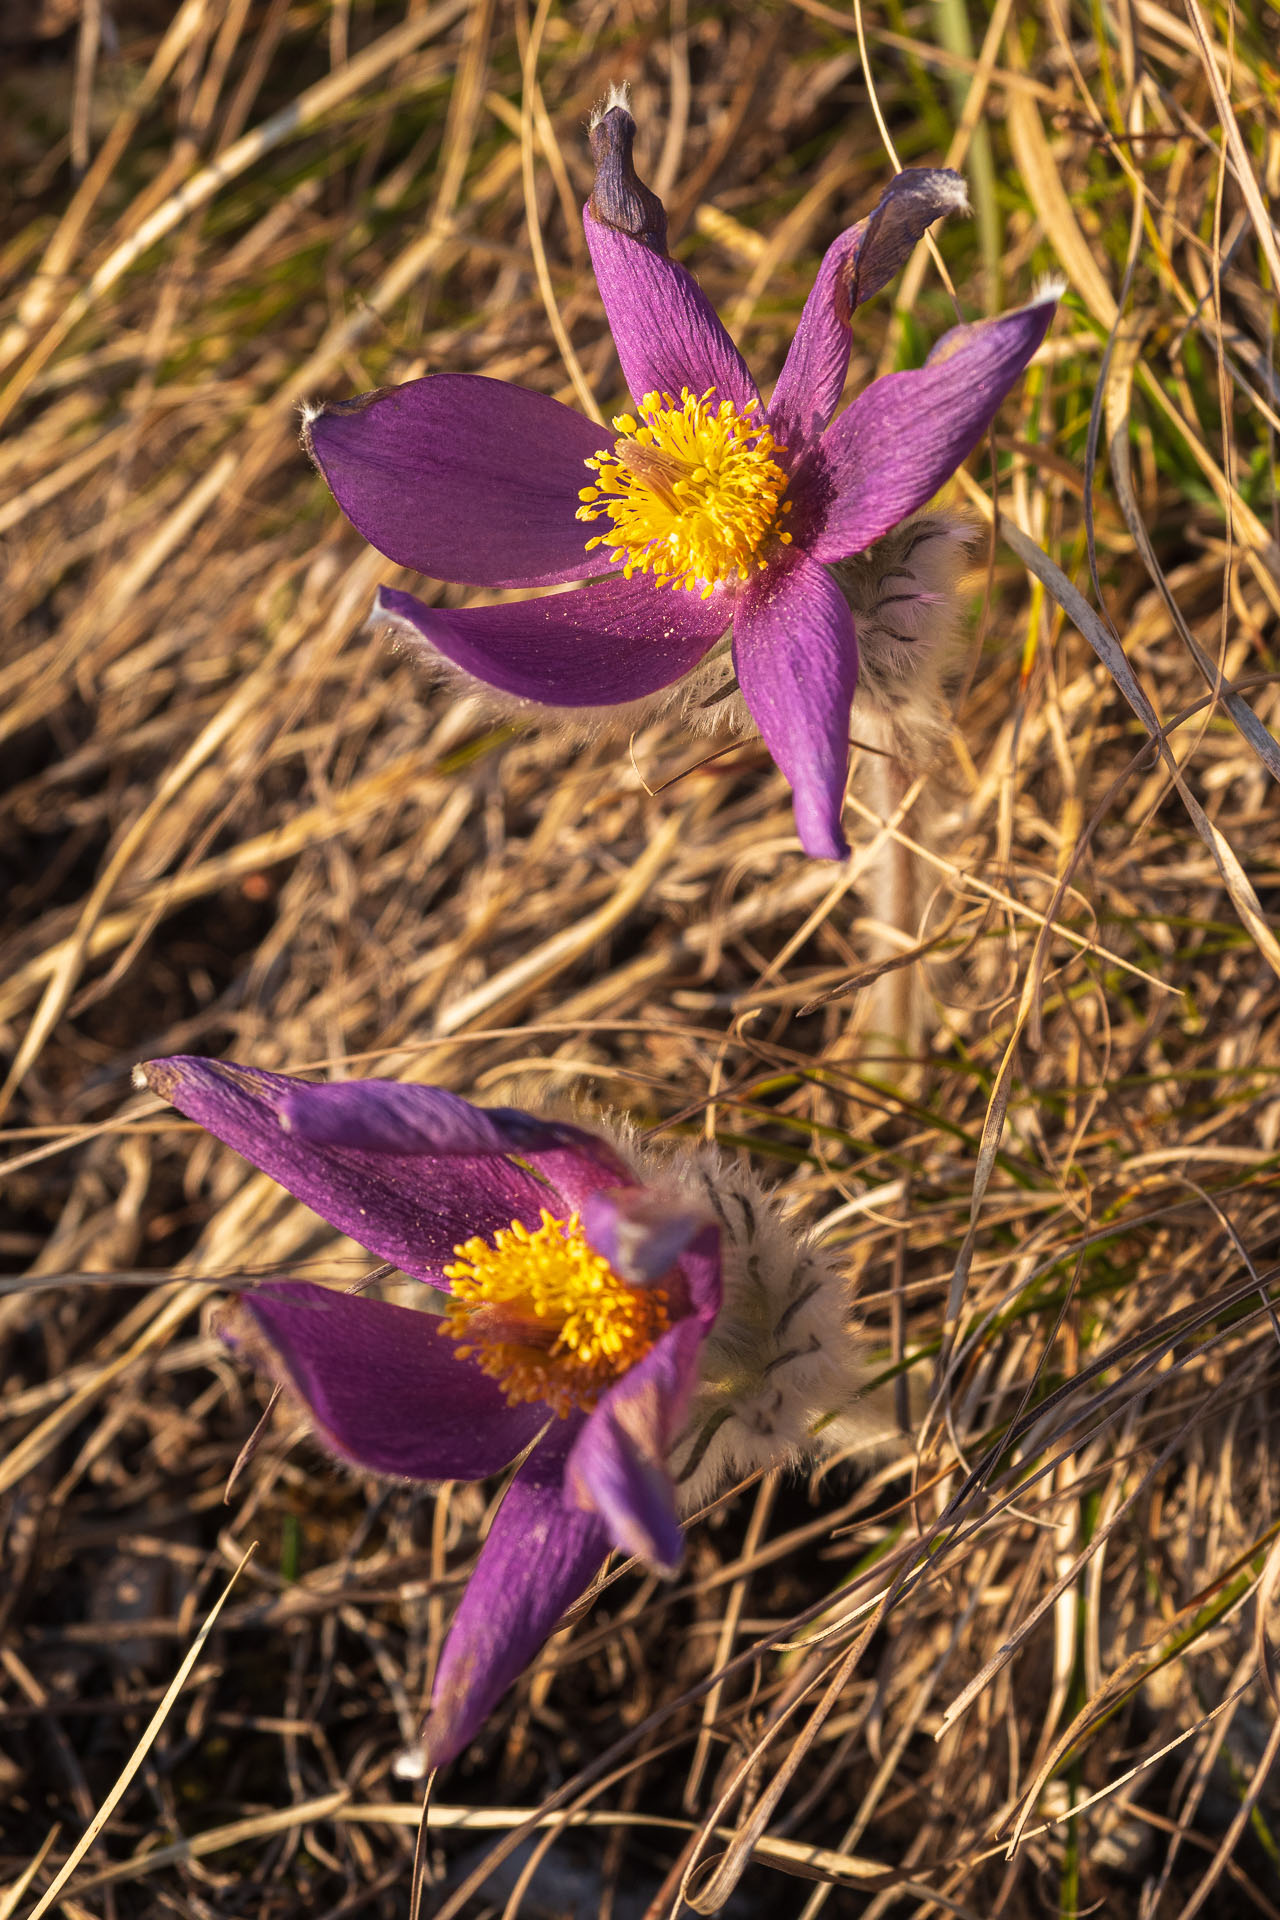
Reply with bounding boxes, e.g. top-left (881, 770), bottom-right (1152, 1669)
top-left (1032, 272), bottom-right (1069, 304)
top-left (589, 81), bottom-right (632, 130)
top-left (940, 172), bottom-right (972, 217)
